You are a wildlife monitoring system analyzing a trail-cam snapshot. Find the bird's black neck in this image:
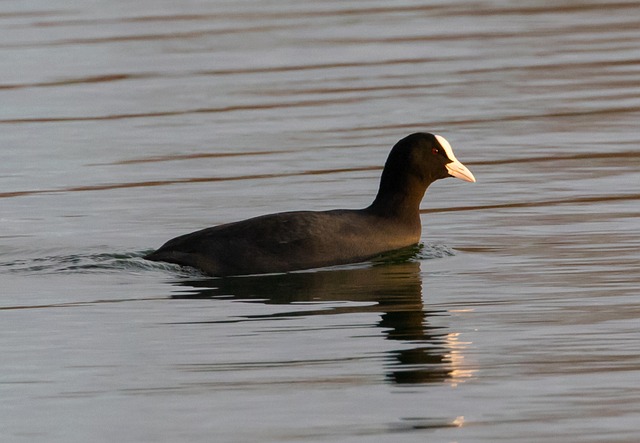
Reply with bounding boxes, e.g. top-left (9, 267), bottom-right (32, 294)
top-left (365, 173), bottom-right (430, 223)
